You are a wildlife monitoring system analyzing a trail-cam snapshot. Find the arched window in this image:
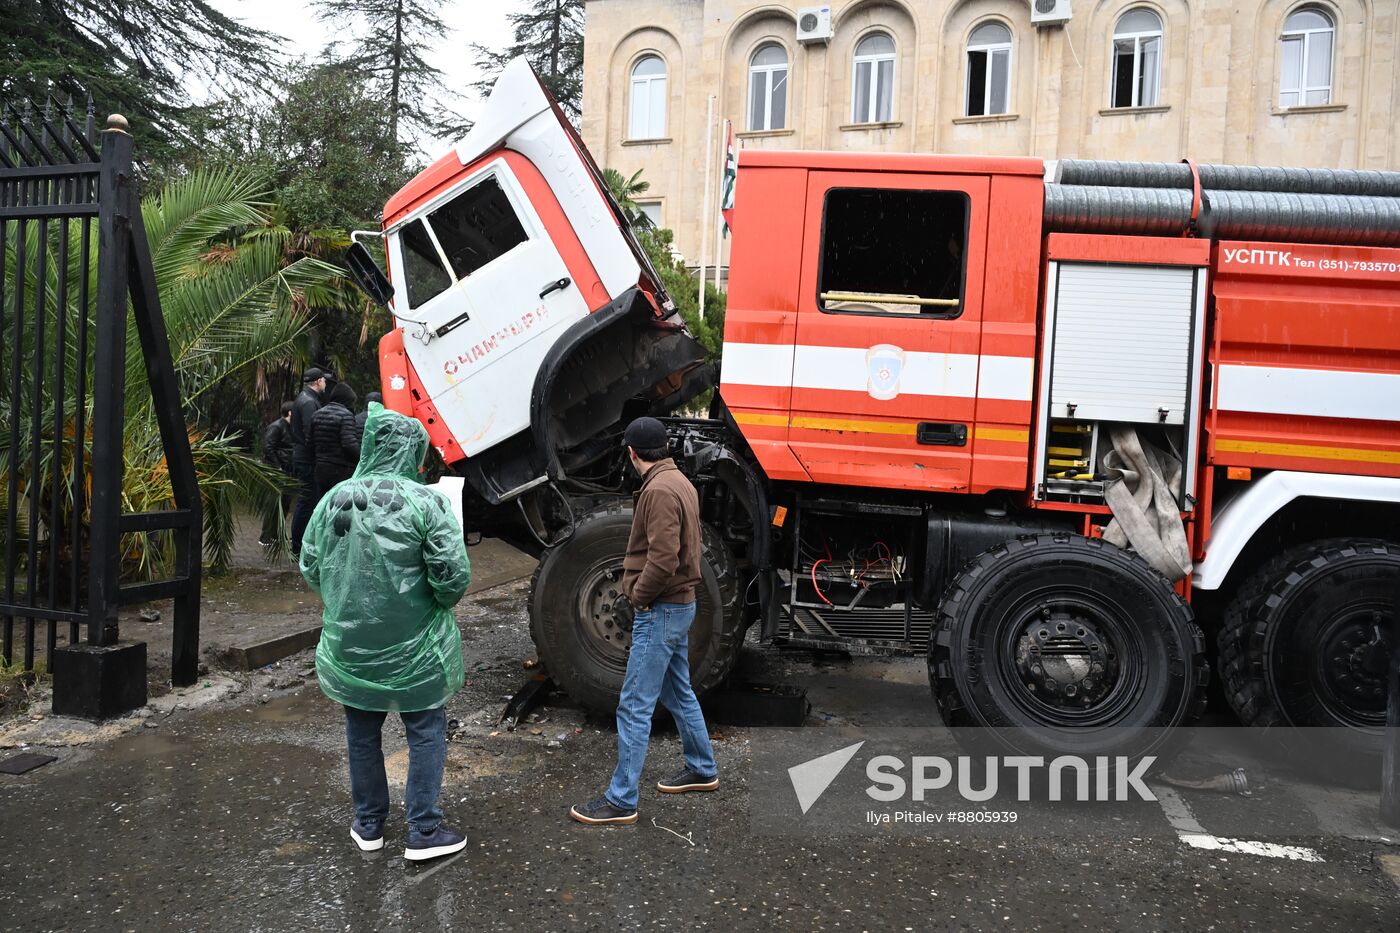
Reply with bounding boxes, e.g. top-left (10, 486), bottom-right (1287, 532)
top-left (1280, 7), bottom-right (1334, 107)
top-left (852, 33), bottom-right (896, 124)
top-left (629, 55), bottom-right (667, 139)
top-left (966, 21), bottom-right (1013, 116)
top-left (748, 44), bottom-right (789, 131)
top-left (1111, 9), bottom-right (1162, 108)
